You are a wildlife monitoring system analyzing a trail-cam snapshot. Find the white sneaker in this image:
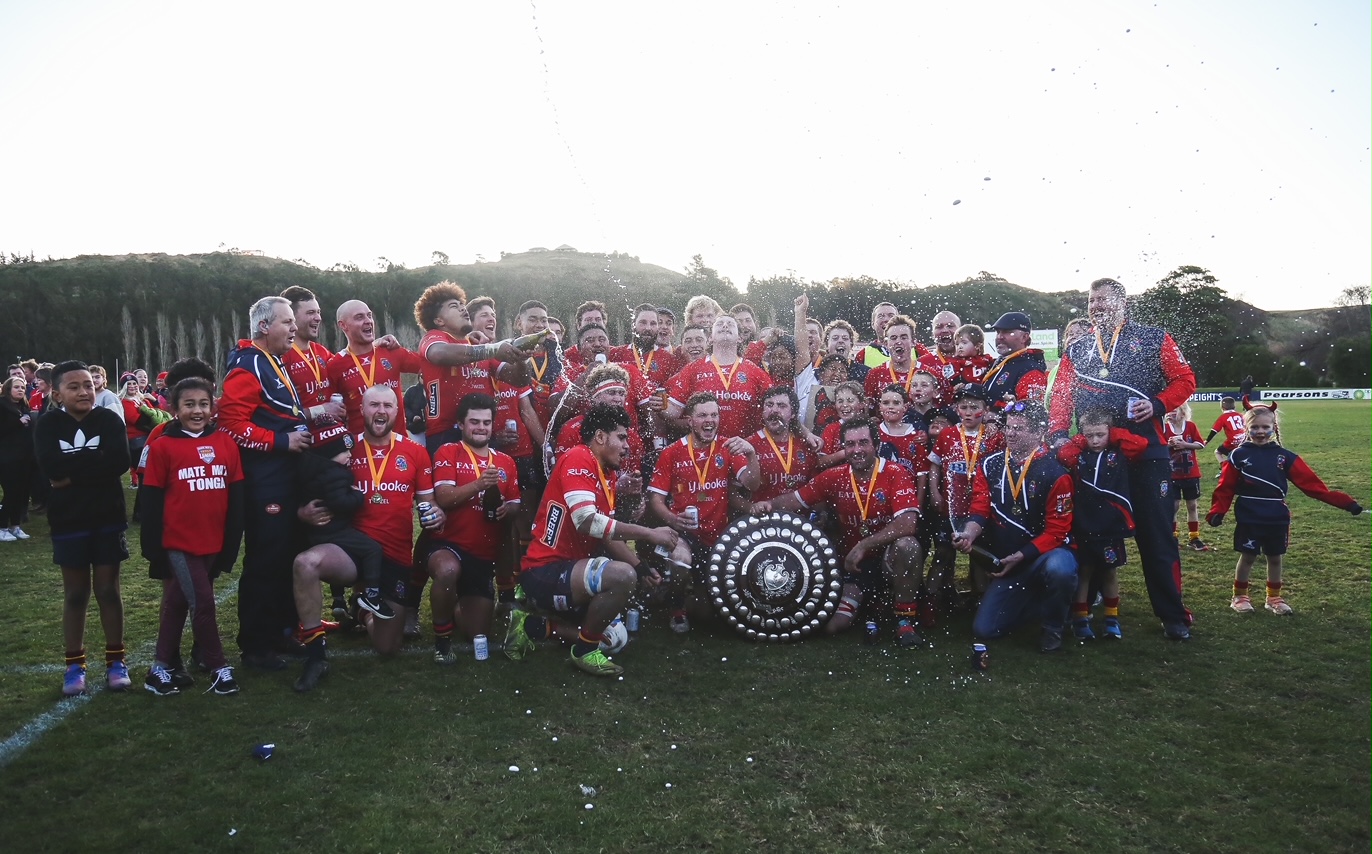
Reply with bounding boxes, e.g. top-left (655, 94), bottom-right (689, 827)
top-left (10, 526), bottom-right (29, 540)
top-left (0, 530), bottom-right (16, 543)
